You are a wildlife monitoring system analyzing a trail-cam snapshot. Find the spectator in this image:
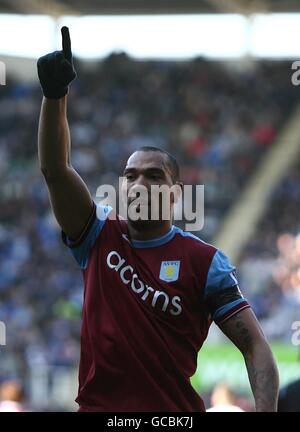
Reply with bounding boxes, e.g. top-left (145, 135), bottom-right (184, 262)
top-left (207, 383), bottom-right (245, 412)
top-left (0, 380), bottom-right (25, 412)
